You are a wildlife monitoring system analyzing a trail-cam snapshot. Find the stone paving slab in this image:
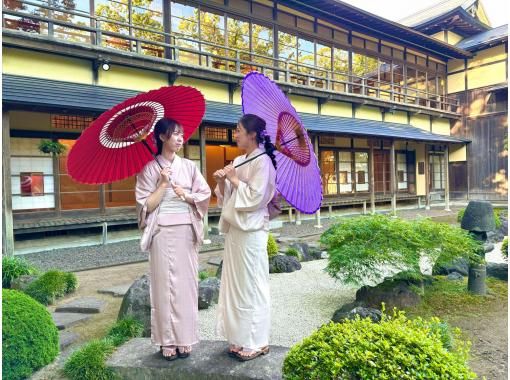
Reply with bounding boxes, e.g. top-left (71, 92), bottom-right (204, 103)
top-left (55, 297), bottom-right (106, 313)
top-left (59, 331), bottom-right (79, 350)
top-left (207, 257), bottom-right (223, 267)
top-left (52, 312), bottom-right (92, 330)
top-left (97, 284), bottom-right (132, 297)
top-left (107, 338), bottom-right (289, 380)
